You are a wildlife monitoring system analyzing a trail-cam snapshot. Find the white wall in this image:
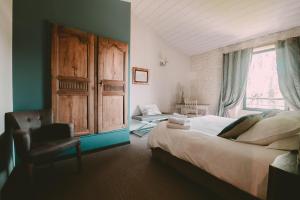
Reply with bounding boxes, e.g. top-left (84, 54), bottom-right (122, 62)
top-left (0, 0), bottom-right (13, 133)
top-left (190, 27), bottom-right (300, 117)
top-left (189, 51), bottom-right (223, 115)
top-left (130, 15), bottom-right (191, 116)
